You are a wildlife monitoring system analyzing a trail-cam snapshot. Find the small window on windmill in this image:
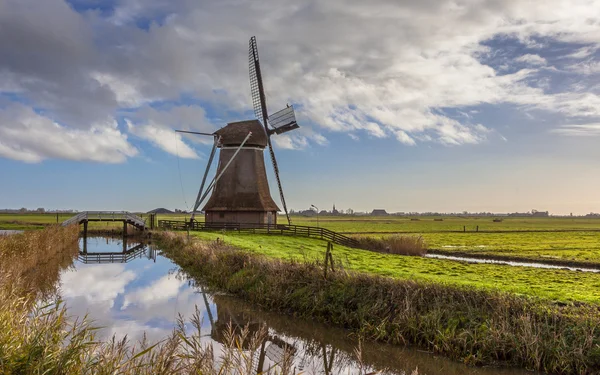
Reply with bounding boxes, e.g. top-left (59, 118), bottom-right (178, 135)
top-left (219, 213), bottom-right (225, 219)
